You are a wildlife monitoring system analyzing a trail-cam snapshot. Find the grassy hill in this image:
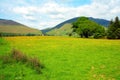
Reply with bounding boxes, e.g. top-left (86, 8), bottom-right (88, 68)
top-left (42, 17), bottom-right (110, 34)
top-left (0, 36), bottom-right (120, 80)
top-left (0, 19), bottom-right (42, 35)
top-left (46, 17), bottom-right (106, 36)
top-left (46, 23), bottom-right (73, 36)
